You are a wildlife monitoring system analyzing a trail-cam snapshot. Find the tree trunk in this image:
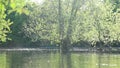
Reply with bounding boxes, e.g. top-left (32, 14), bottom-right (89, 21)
top-left (61, 38), bottom-right (71, 53)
